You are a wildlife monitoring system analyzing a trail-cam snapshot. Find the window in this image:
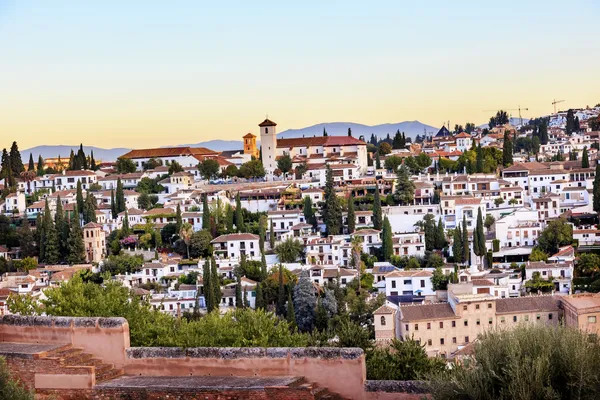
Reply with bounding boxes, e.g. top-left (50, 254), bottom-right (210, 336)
top-left (501, 317), bottom-right (505, 323)
top-left (415, 324), bottom-right (419, 331)
top-left (464, 320), bottom-right (468, 326)
top-left (440, 338), bottom-right (445, 345)
top-left (476, 319), bottom-right (480, 326)
top-left (588, 316), bottom-right (597, 323)
top-left (439, 321), bottom-right (443, 329)
top-left (420, 280), bottom-right (425, 288)
top-left (488, 303), bottom-right (492, 309)
top-left (391, 281), bottom-right (396, 289)
top-left (405, 324), bottom-right (409, 331)
top-left (427, 339), bottom-right (432, 346)
top-left (403, 279), bottom-right (411, 285)
top-left (475, 304), bottom-right (480, 310)
top-left (452, 337), bottom-right (457, 344)
top-left (536, 314), bottom-right (541, 320)
top-left (451, 321), bottom-right (456, 328)
top-left (427, 323), bottom-right (431, 330)
top-left (524, 315), bottom-right (529, 322)
top-left (463, 305), bottom-right (468, 311)
top-left (380, 316), bottom-right (386, 326)
top-left (465, 336), bottom-right (470, 343)
top-left (548, 313), bottom-right (553, 320)
top-left (488, 318), bottom-right (493, 325)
